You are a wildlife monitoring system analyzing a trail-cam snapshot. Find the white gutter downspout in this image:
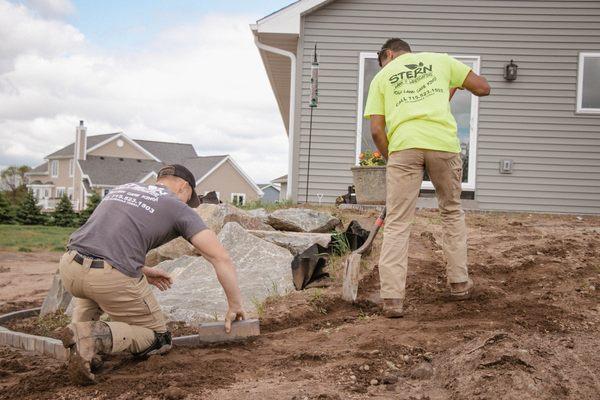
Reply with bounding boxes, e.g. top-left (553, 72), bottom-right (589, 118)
top-left (253, 36), bottom-right (296, 201)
